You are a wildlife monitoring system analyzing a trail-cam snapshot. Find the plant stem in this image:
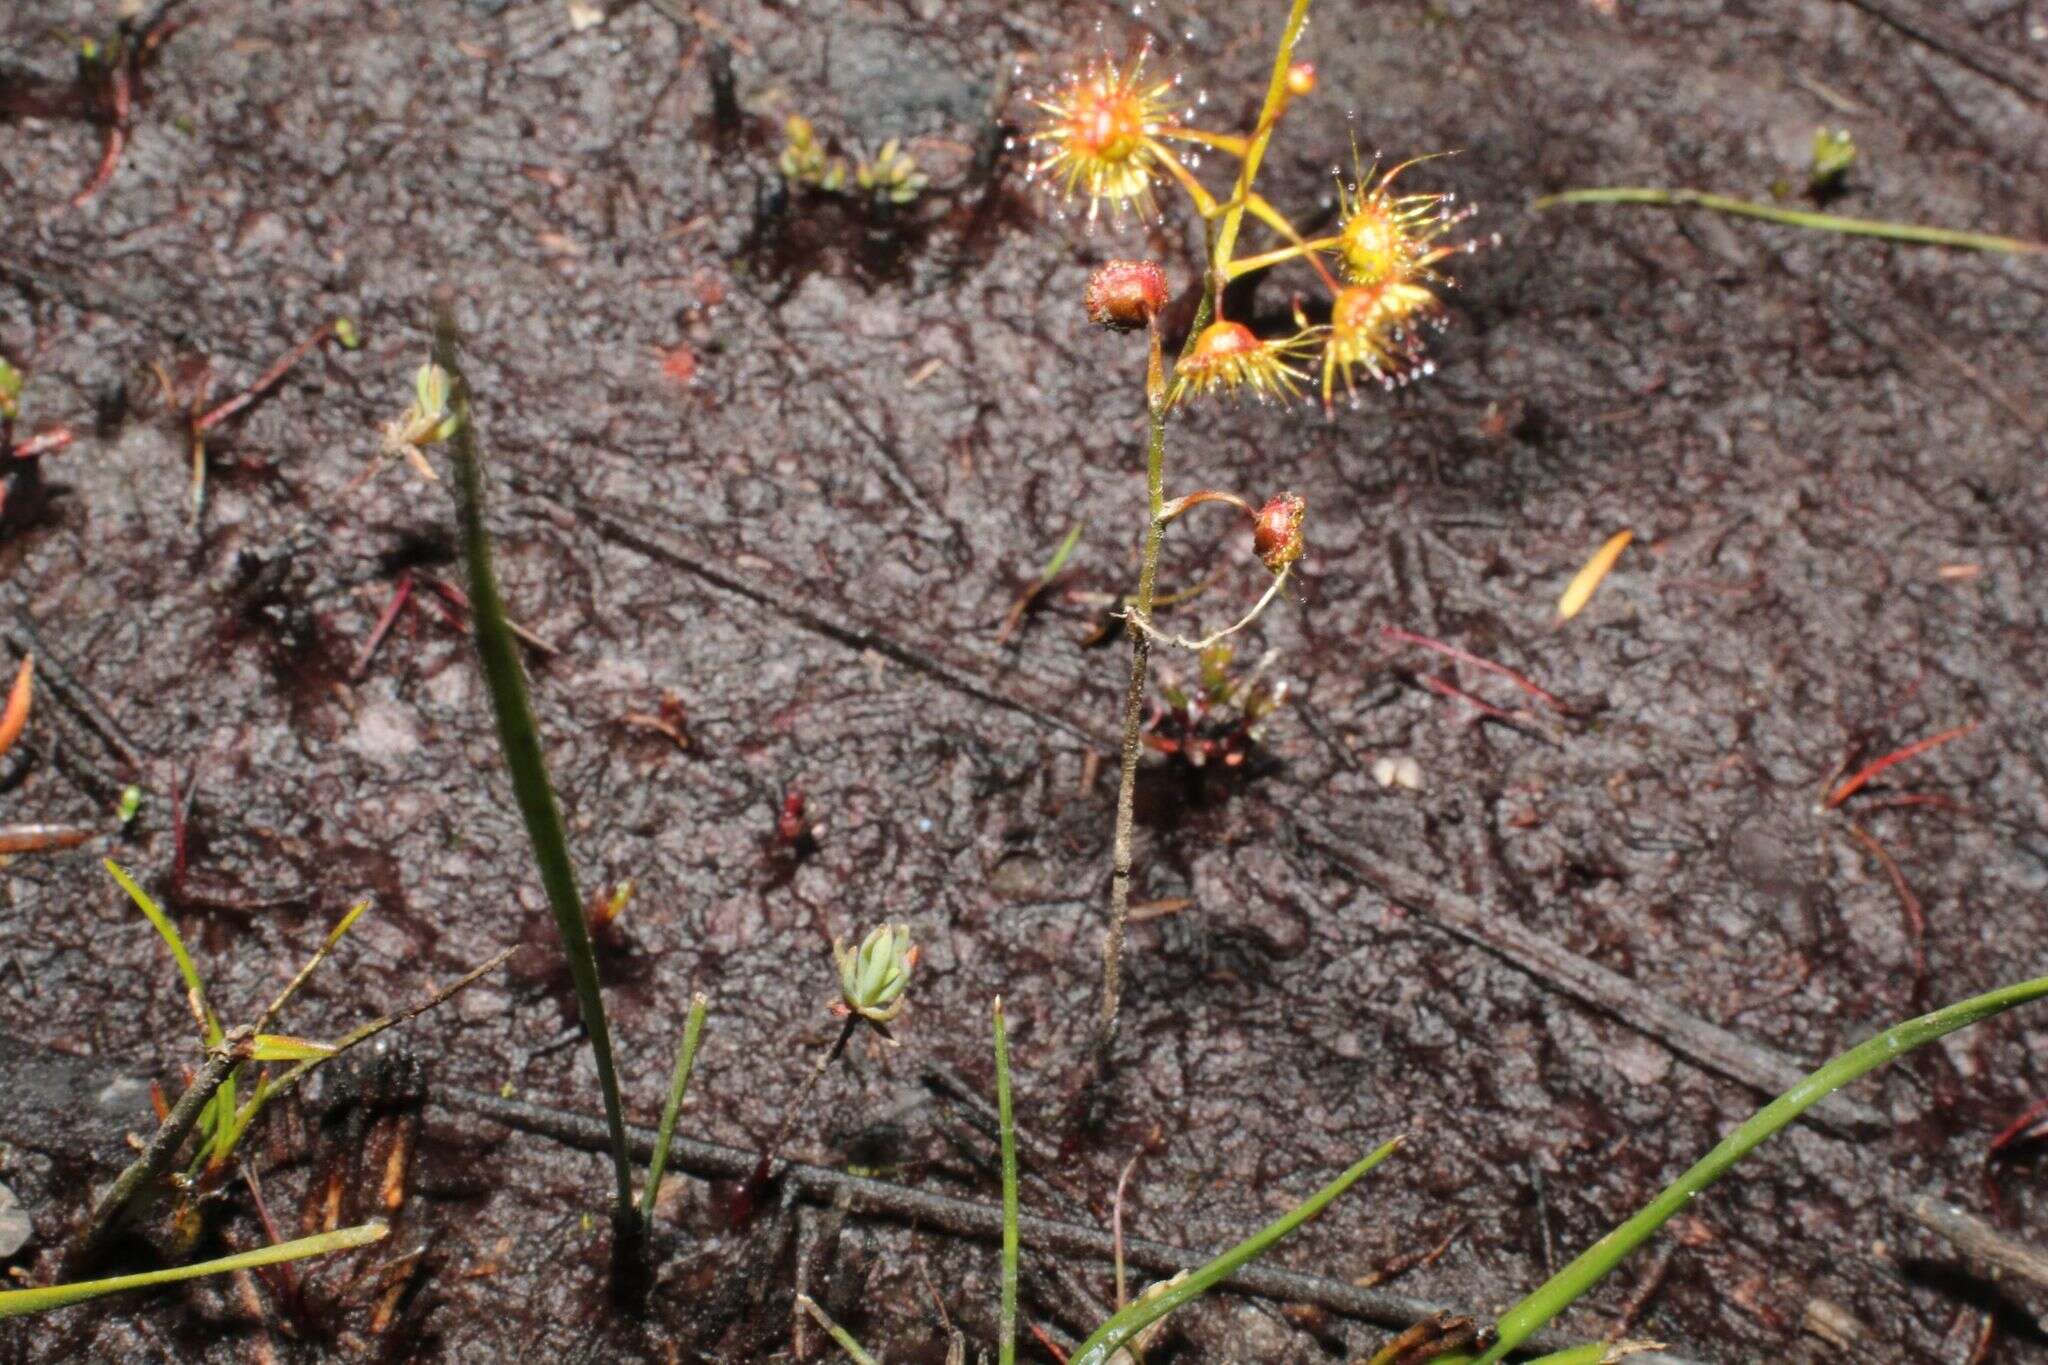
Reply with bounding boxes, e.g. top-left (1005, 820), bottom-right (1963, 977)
top-left (994, 997), bottom-right (1019, 1365)
top-left (1532, 187), bottom-right (2047, 254)
top-left (796, 1293), bottom-right (881, 1365)
top-left (1209, 0), bottom-right (1316, 283)
top-left (62, 1029), bottom-right (252, 1276)
top-left (434, 311), bottom-right (639, 1240)
top-left (753, 1012), bottom-right (861, 1193)
top-left (16, 1222), bottom-right (387, 1319)
top-left (1470, 973), bottom-right (2048, 1363)
top-left (1094, 324), bottom-right (1170, 1066)
top-left (1067, 1136), bottom-right (1403, 1365)
top-left (641, 991), bottom-right (709, 1225)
